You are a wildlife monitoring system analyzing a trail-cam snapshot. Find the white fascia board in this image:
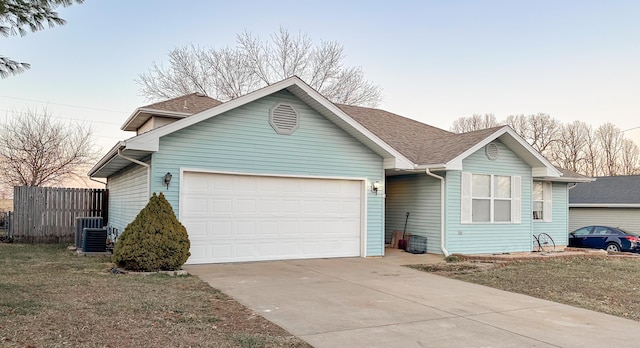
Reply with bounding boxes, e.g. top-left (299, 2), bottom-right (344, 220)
top-left (124, 136), bottom-right (160, 152)
top-left (451, 127), bottom-right (561, 177)
top-left (88, 141), bottom-right (125, 176)
top-left (123, 76), bottom-right (415, 170)
top-left (532, 167), bottom-right (559, 177)
top-left (120, 107), bottom-right (192, 131)
top-left (120, 108), bottom-right (144, 131)
top-left (288, 80), bottom-right (416, 169)
top-left (501, 128), bottom-right (561, 177)
top-left (136, 108), bottom-right (192, 118)
top-left (570, 204), bottom-right (640, 208)
top-left (120, 79), bottom-right (306, 150)
top-left (536, 175), bottom-right (594, 183)
top-left (450, 128), bottom-right (508, 169)
top-left (384, 157), bottom-right (414, 170)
